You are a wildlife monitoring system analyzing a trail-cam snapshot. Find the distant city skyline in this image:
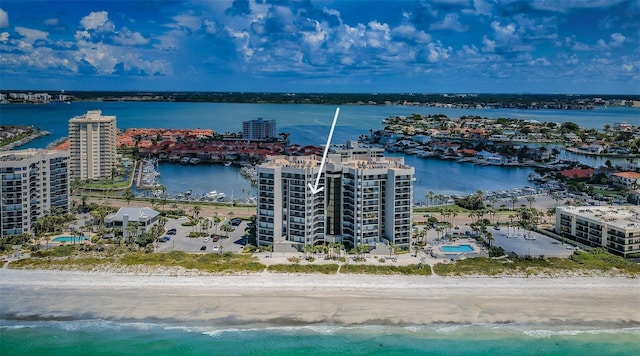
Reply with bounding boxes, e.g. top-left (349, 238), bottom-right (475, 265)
top-left (0, 0), bottom-right (638, 94)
